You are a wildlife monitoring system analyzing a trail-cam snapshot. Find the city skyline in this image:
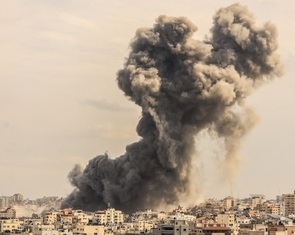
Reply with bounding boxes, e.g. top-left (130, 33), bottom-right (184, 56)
top-left (0, 0), bottom-right (295, 202)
